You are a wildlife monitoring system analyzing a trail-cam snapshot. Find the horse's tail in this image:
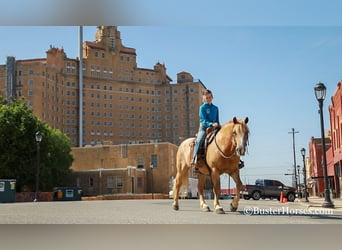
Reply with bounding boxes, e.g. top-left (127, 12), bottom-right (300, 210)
top-left (173, 139), bottom-right (191, 193)
top-left (182, 170), bottom-right (189, 190)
